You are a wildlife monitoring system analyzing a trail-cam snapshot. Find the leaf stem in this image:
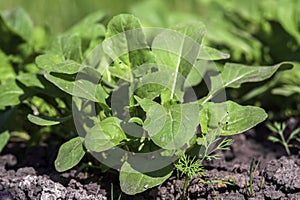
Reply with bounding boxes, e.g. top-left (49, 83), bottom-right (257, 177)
top-left (170, 35), bottom-right (185, 100)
